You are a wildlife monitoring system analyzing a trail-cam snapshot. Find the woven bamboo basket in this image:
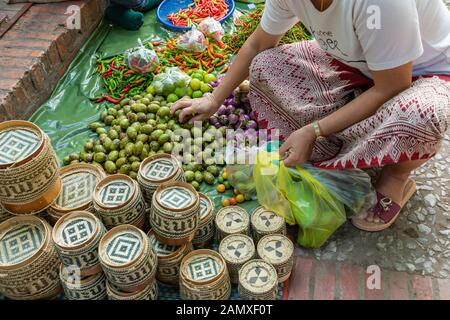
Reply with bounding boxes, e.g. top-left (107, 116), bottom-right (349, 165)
top-left (250, 206), bottom-right (286, 243)
top-left (52, 211), bottom-right (106, 276)
top-left (0, 120), bottom-right (61, 215)
top-left (238, 259), bottom-right (278, 300)
top-left (106, 279), bottom-right (158, 300)
top-left (98, 224), bottom-right (157, 292)
top-left (147, 229), bottom-right (193, 285)
top-left (137, 154), bottom-right (185, 206)
top-left (59, 265), bottom-right (107, 300)
top-left (192, 193), bottom-right (215, 248)
top-left (215, 206), bottom-right (250, 242)
top-left (257, 234), bottom-right (294, 283)
top-left (0, 216), bottom-right (62, 300)
top-left (218, 234), bottom-right (255, 284)
top-left (47, 164), bottom-right (106, 225)
top-left (150, 181), bottom-right (200, 246)
top-left (93, 174), bottom-right (147, 230)
top-left (179, 249), bottom-right (231, 300)
top-left (0, 207), bottom-right (12, 224)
